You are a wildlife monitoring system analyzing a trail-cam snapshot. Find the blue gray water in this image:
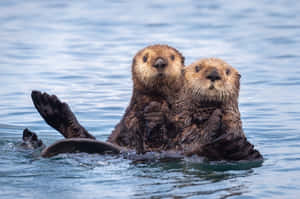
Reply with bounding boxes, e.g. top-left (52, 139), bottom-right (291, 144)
top-left (1, 0), bottom-right (300, 198)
